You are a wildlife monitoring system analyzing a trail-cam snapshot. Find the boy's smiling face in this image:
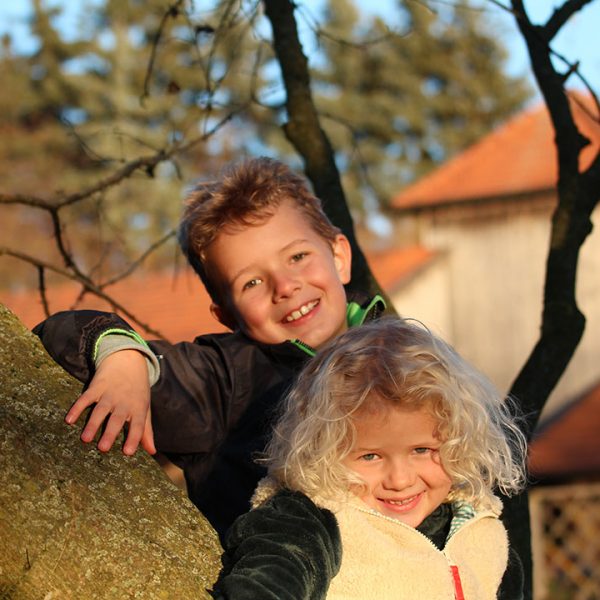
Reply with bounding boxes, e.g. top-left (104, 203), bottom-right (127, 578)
top-left (205, 199), bottom-right (352, 349)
